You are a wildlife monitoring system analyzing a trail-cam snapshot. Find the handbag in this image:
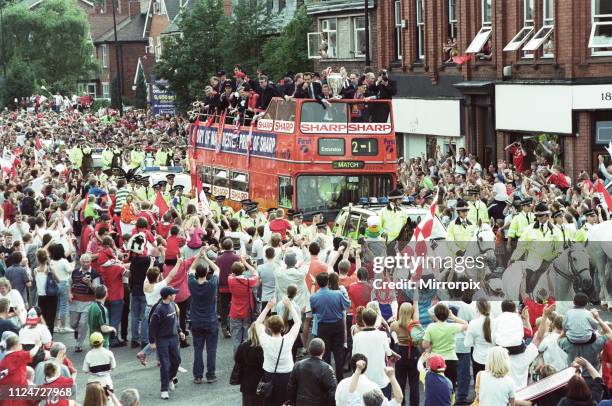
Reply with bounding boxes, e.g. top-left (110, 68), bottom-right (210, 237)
top-left (471, 371), bottom-right (482, 406)
top-left (256, 338), bottom-right (284, 398)
top-left (45, 267), bottom-right (59, 296)
top-left (229, 359), bottom-right (242, 385)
